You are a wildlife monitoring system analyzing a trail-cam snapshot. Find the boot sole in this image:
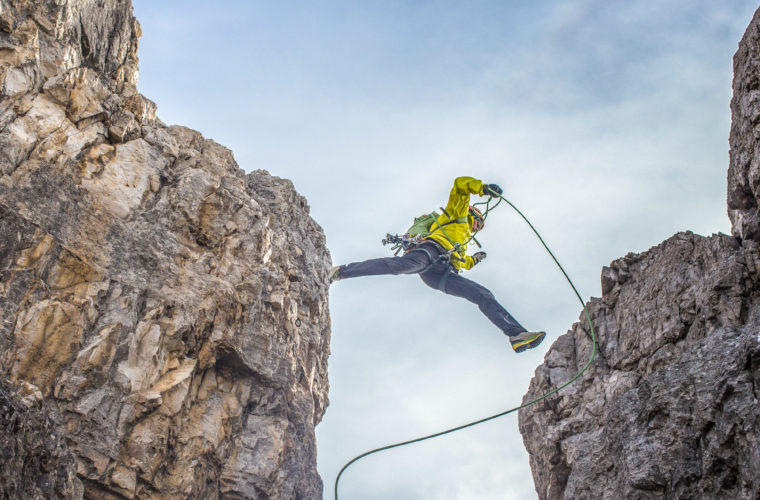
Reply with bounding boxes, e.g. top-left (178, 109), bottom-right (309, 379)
top-left (511, 331), bottom-right (546, 353)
